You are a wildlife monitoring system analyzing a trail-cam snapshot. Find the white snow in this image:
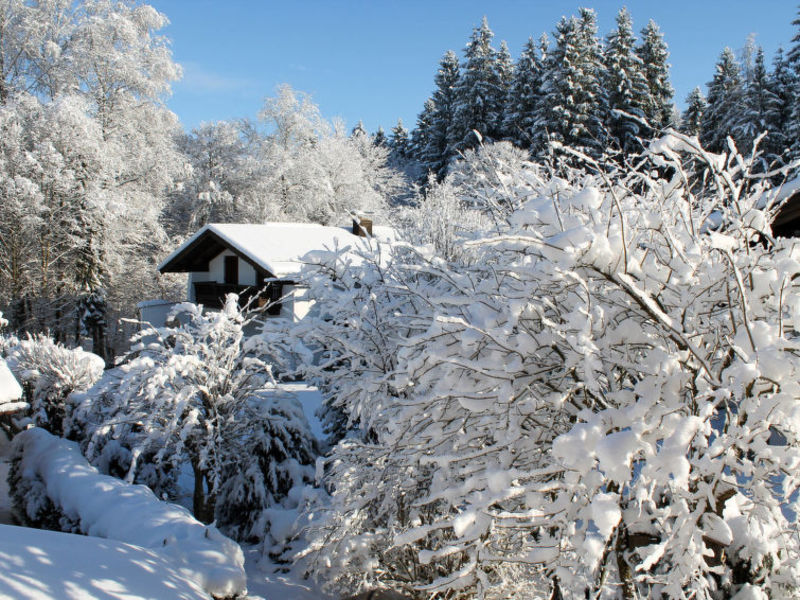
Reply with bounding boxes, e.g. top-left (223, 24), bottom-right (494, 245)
top-left (0, 358), bottom-right (23, 408)
top-left (279, 382), bottom-right (325, 440)
top-left (12, 428), bottom-right (247, 599)
top-left (0, 524), bottom-right (211, 600)
top-left (160, 222), bottom-right (393, 278)
top-left (241, 547), bottom-right (331, 600)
